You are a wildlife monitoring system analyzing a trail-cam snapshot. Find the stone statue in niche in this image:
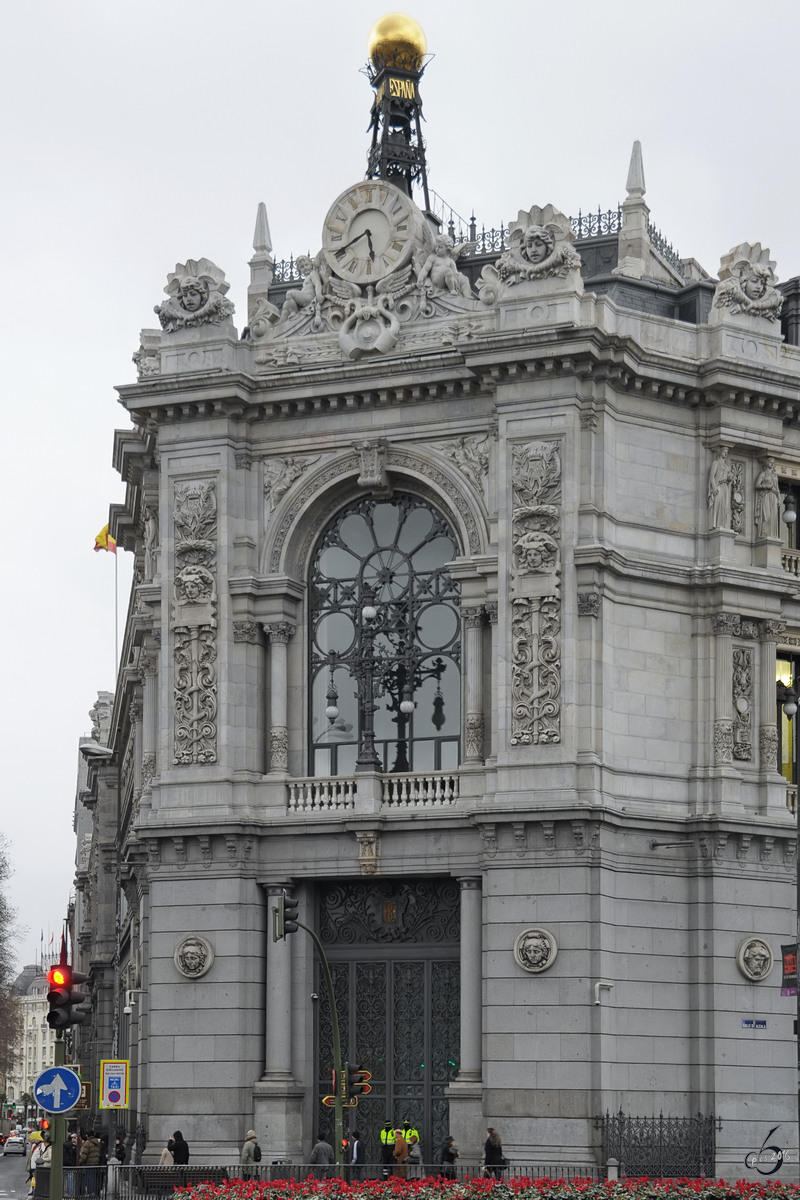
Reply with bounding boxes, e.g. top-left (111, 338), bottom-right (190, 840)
top-left (479, 204), bottom-right (580, 302)
top-left (754, 457), bottom-right (781, 540)
top-left (416, 234), bottom-right (475, 299)
top-left (513, 927), bottom-right (558, 973)
top-left (714, 243), bottom-right (783, 322)
top-left (173, 934), bottom-right (214, 979)
top-left (143, 506), bottom-right (159, 581)
top-left (154, 259), bottom-right (235, 332)
top-left (707, 446), bottom-right (733, 531)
